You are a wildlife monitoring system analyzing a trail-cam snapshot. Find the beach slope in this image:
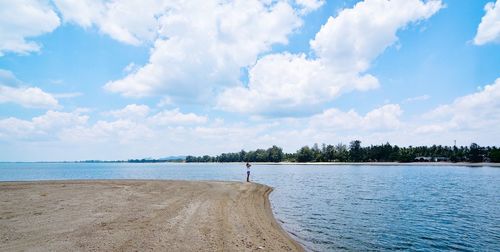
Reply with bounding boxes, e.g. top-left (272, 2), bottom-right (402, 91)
top-left (0, 180), bottom-right (302, 251)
